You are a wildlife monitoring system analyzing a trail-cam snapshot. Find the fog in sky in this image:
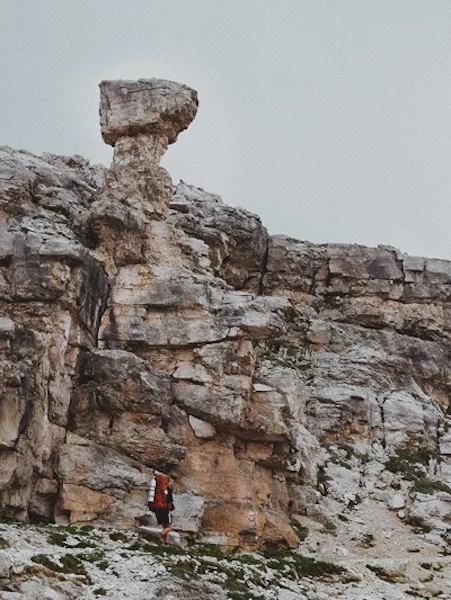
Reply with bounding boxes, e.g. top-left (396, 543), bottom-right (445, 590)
top-left (2, 1), bottom-right (451, 259)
